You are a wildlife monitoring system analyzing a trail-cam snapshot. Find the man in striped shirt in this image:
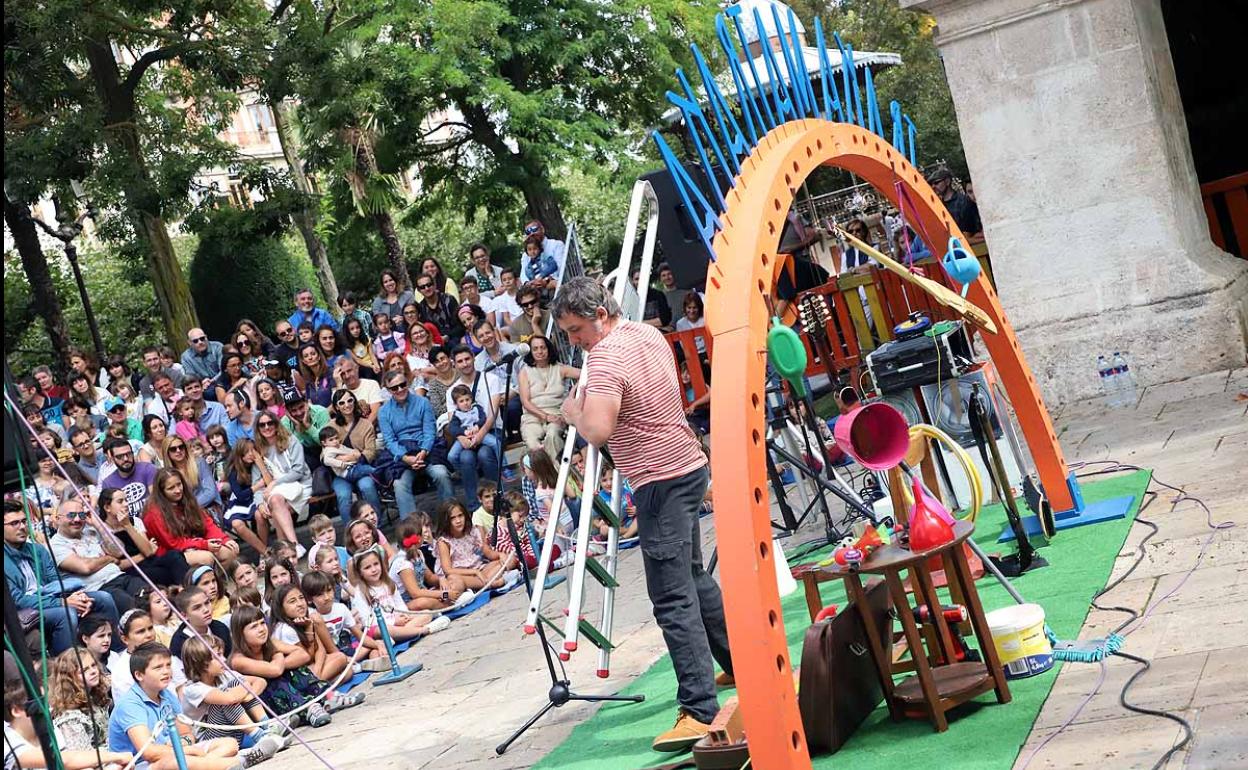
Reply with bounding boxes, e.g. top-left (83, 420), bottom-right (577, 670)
top-left (555, 277), bottom-right (732, 752)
